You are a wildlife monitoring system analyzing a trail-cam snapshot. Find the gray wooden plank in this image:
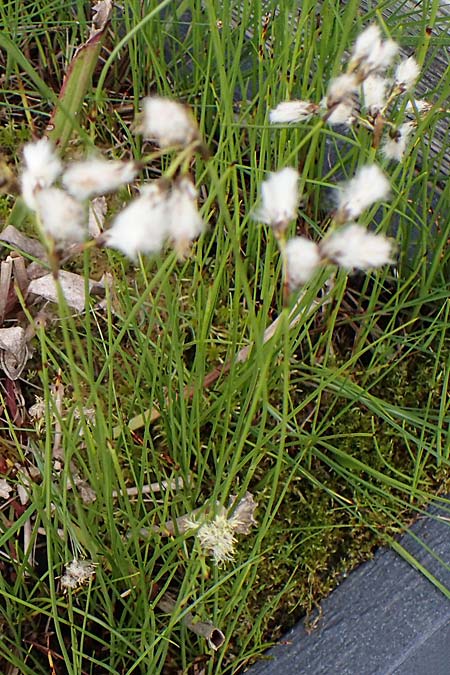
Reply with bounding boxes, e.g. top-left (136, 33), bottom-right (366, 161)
top-left (247, 500), bottom-right (450, 675)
